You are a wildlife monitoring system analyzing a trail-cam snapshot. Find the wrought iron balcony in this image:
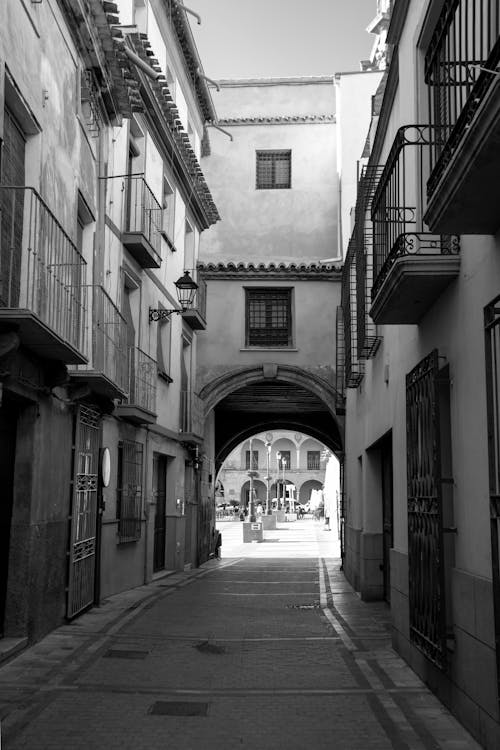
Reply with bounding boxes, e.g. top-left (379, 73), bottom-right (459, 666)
top-left (355, 165), bottom-right (384, 358)
top-left (115, 347), bottom-right (157, 424)
top-left (370, 126), bottom-right (460, 325)
top-left (180, 390), bottom-right (204, 442)
top-left (341, 239), bottom-right (364, 388)
top-left (119, 175), bottom-right (162, 268)
top-left (335, 305), bottom-right (346, 414)
top-left (0, 186), bottom-right (87, 363)
top-left (181, 268), bottom-right (207, 330)
top-left (69, 286), bottom-right (128, 400)
top-left (424, 0), bottom-right (500, 233)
